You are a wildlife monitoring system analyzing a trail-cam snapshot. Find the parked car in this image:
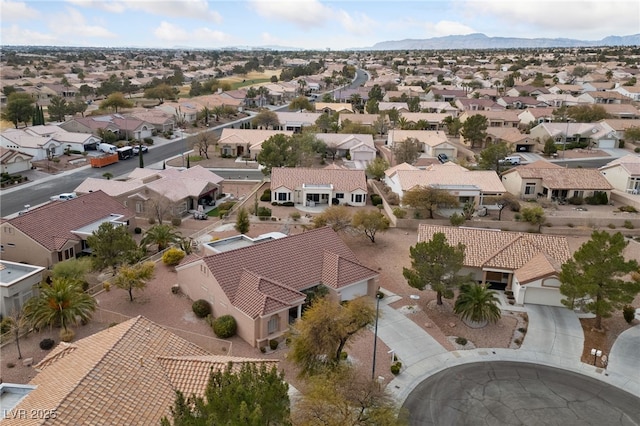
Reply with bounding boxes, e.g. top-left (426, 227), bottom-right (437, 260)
top-left (132, 145), bottom-right (148, 155)
top-left (437, 153), bottom-right (448, 163)
top-left (499, 156), bottom-right (521, 165)
top-left (50, 192), bottom-right (77, 201)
